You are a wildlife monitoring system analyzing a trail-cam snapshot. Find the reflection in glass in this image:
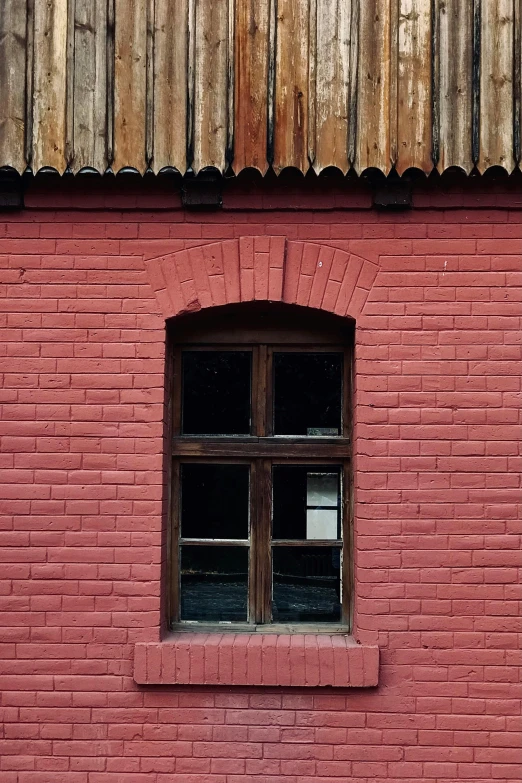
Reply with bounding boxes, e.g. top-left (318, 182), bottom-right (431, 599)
top-left (182, 350), bottom-right (251, 435)
top-left (306, 472), bottom-right (339, 540)
top-left (181, 464), bottom-right (249, 539)
top-left (180, 546), bottom-right (248, 622)
top-left (272, 465), bottom-right (341, 540)
top-left (272, 547), bottom-right (341, 623)
top-left (273, 352), bottom-right (343, 436)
